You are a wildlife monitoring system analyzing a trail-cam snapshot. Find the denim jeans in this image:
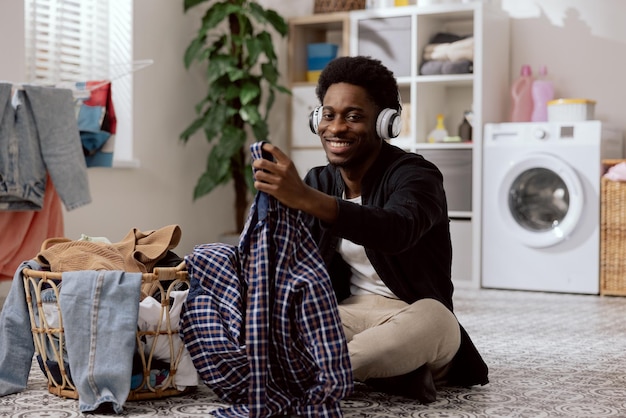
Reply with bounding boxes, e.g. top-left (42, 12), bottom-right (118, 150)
top-left (0, 260), bottom-right (41, 396)
top-left (0, 265), bottom-right (142, 415)
top-left (60, 270), bottom-right (142, 413)
top-left (0, 83), bottom-right (91, 211)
